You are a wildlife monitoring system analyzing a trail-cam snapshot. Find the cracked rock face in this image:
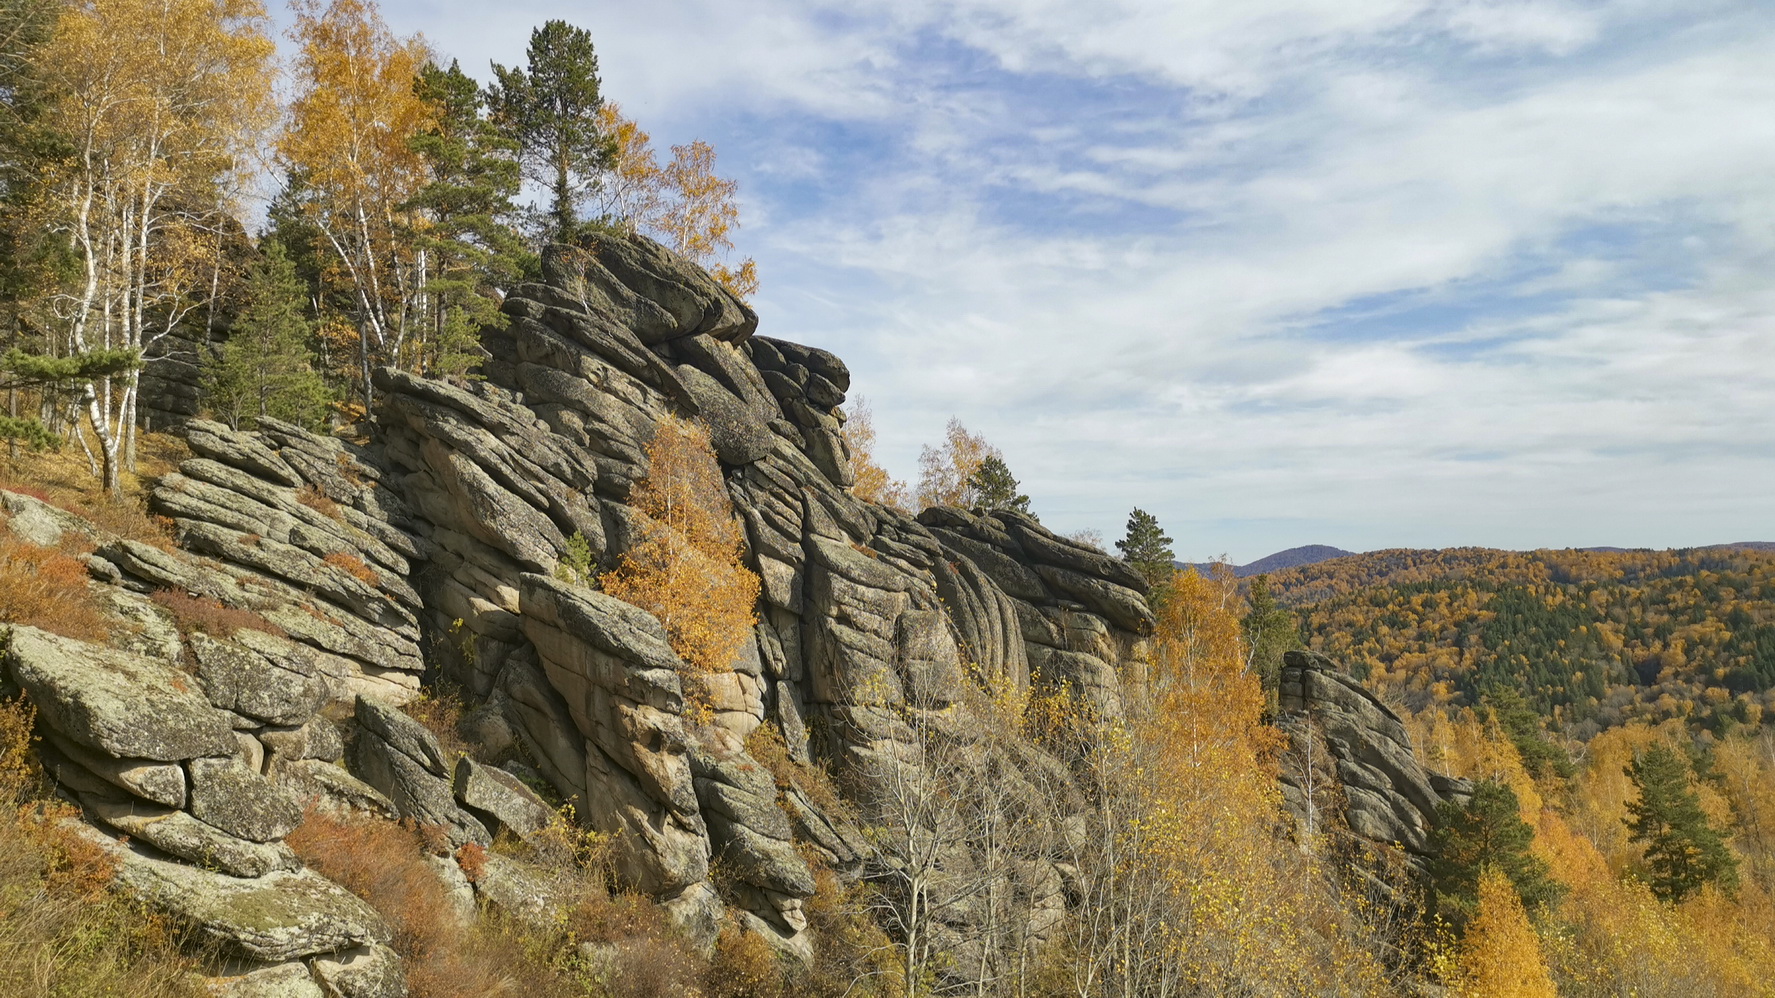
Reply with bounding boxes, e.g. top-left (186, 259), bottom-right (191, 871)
top-left (1277, 649), bottom-right (1472, 860)
top-left (14, 229), bottom-right (1474, 987)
